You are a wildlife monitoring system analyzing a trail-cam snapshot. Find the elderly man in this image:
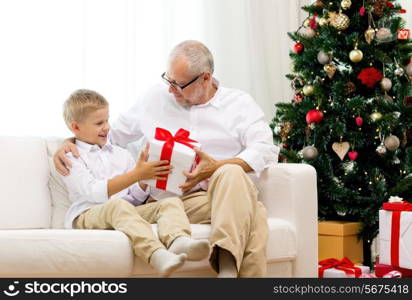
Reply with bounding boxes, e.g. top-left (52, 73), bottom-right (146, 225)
top-left (54, 40), bottom-right (279, 277)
